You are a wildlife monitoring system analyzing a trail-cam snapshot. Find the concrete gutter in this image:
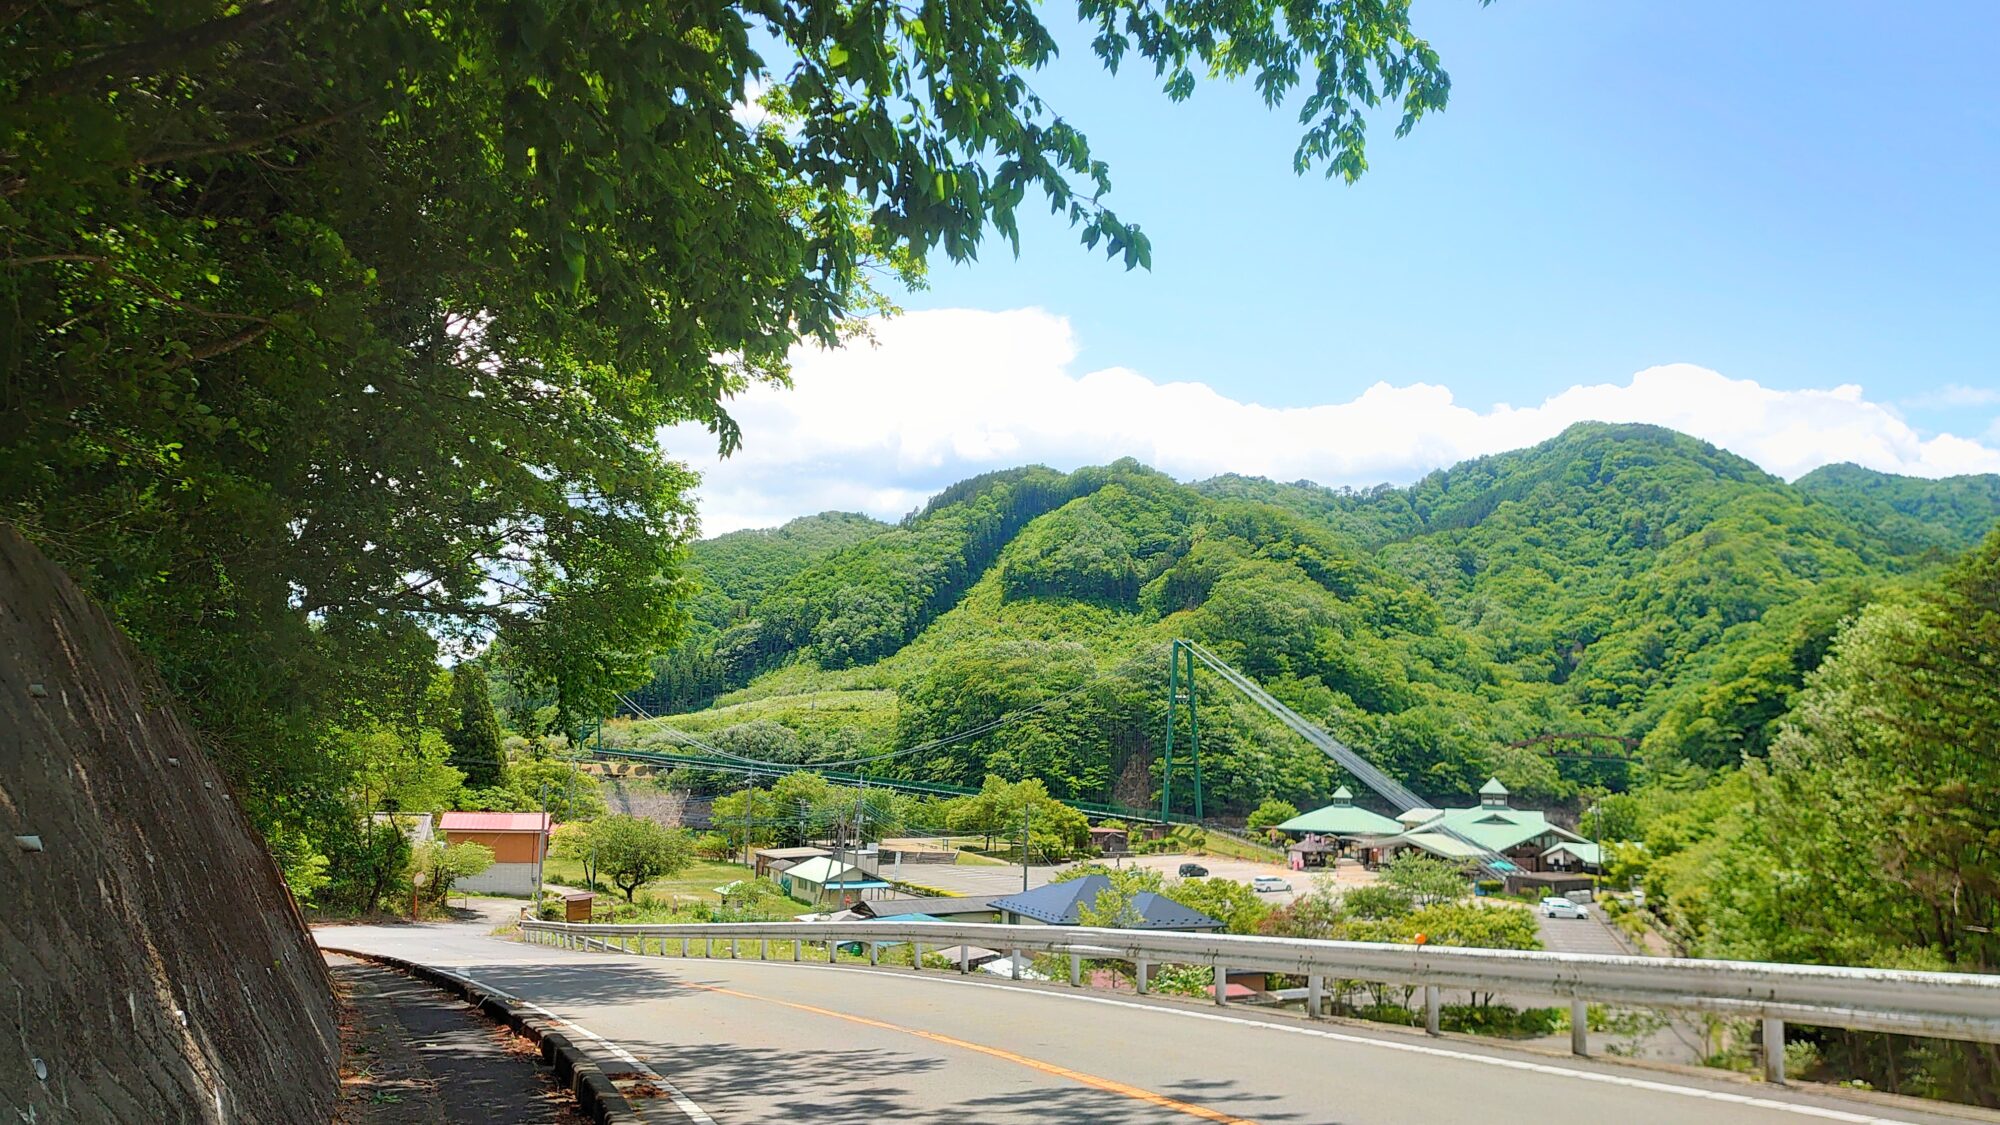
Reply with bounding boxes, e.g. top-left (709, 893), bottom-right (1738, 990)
top-left (320, 946), bottom-right (663, 1124)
